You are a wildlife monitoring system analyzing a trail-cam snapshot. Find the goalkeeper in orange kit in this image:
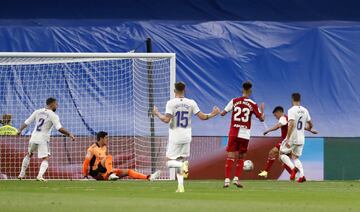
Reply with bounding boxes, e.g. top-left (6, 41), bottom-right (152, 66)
top-left (82, 131), bottom-right (160, 181)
